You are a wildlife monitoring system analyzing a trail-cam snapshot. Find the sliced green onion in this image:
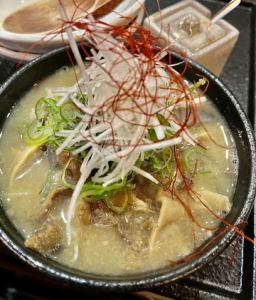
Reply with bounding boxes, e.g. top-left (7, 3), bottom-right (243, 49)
top-left (35, 98), bottom-right (58, 121)
top-left (76, 92), bottom-right (88, 104)
top-left (23, 120), bottom-right (52, 146)
top-left (60, 102), bottom-right (80, 122)
top-left (104, 191), bottom-right (128, 214)
top-left (157, 113), bottom-right (169, 126)
top-left (141, 147), bottom-right (174, 179)
top-left (190, 78), bottom-right (207, 91)
top-left (80, 180), bottom-right (131, 201)
top-left (182, 147), bottom-right (212, 174)
top-left (61, 158), bottom-right (76, 189)
top-left (148, 128), bottom-right (157, 142)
